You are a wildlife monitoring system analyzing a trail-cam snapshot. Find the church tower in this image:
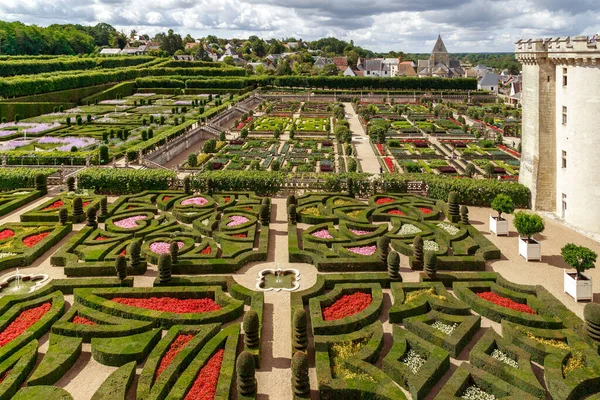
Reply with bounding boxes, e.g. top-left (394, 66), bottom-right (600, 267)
top-left (429, 35), bottom-right (449, 66)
